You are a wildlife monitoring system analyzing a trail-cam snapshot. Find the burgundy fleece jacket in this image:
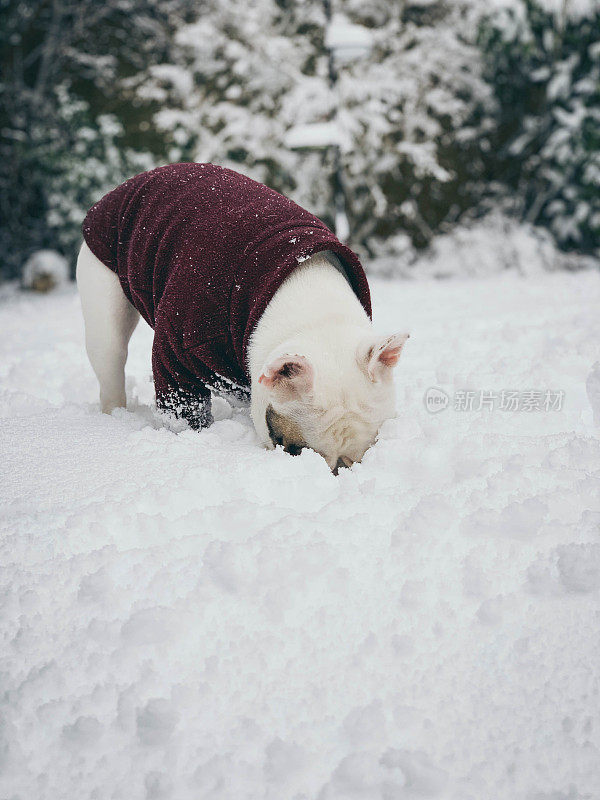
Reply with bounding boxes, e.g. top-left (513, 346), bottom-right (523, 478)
top-left (82, 163), bottom-right (371, 427)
